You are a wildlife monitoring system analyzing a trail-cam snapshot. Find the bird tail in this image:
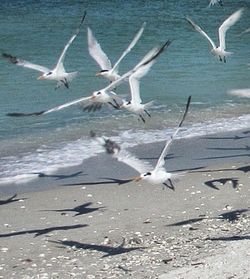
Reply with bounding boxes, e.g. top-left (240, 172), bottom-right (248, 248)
top-left (144, 100), bottom-right (154, 109)
top-left (67, 71), bottom-right (79, 82)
